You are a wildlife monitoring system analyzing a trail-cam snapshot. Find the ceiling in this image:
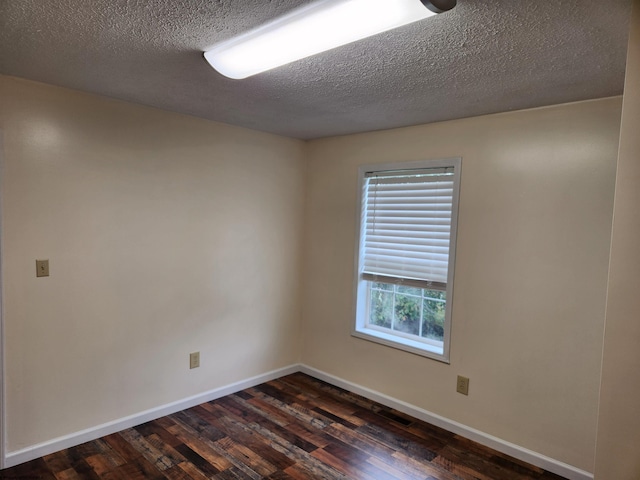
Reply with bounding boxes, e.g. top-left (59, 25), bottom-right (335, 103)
top-left (0, 0), bottom-right (633, 140)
